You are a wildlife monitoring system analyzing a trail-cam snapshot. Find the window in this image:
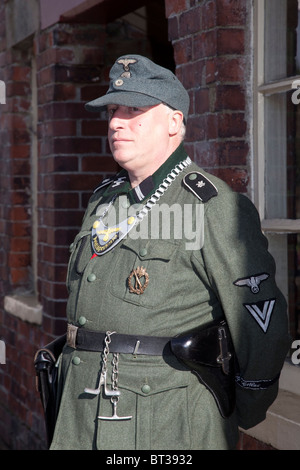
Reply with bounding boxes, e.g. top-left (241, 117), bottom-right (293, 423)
top-left (247, 0), bottom-right (300, 449)
top-left (254, 0), bottom-right (300, 344)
